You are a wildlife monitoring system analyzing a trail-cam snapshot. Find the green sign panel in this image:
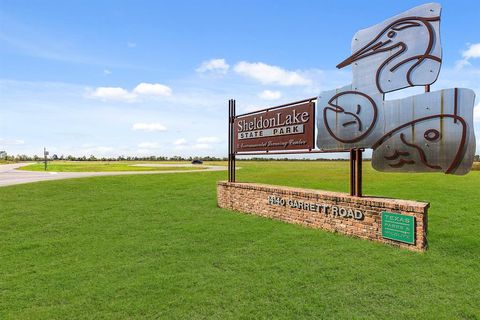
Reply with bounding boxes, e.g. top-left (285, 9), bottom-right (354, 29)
top-left (381, 212), bottom-right (415, 244)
